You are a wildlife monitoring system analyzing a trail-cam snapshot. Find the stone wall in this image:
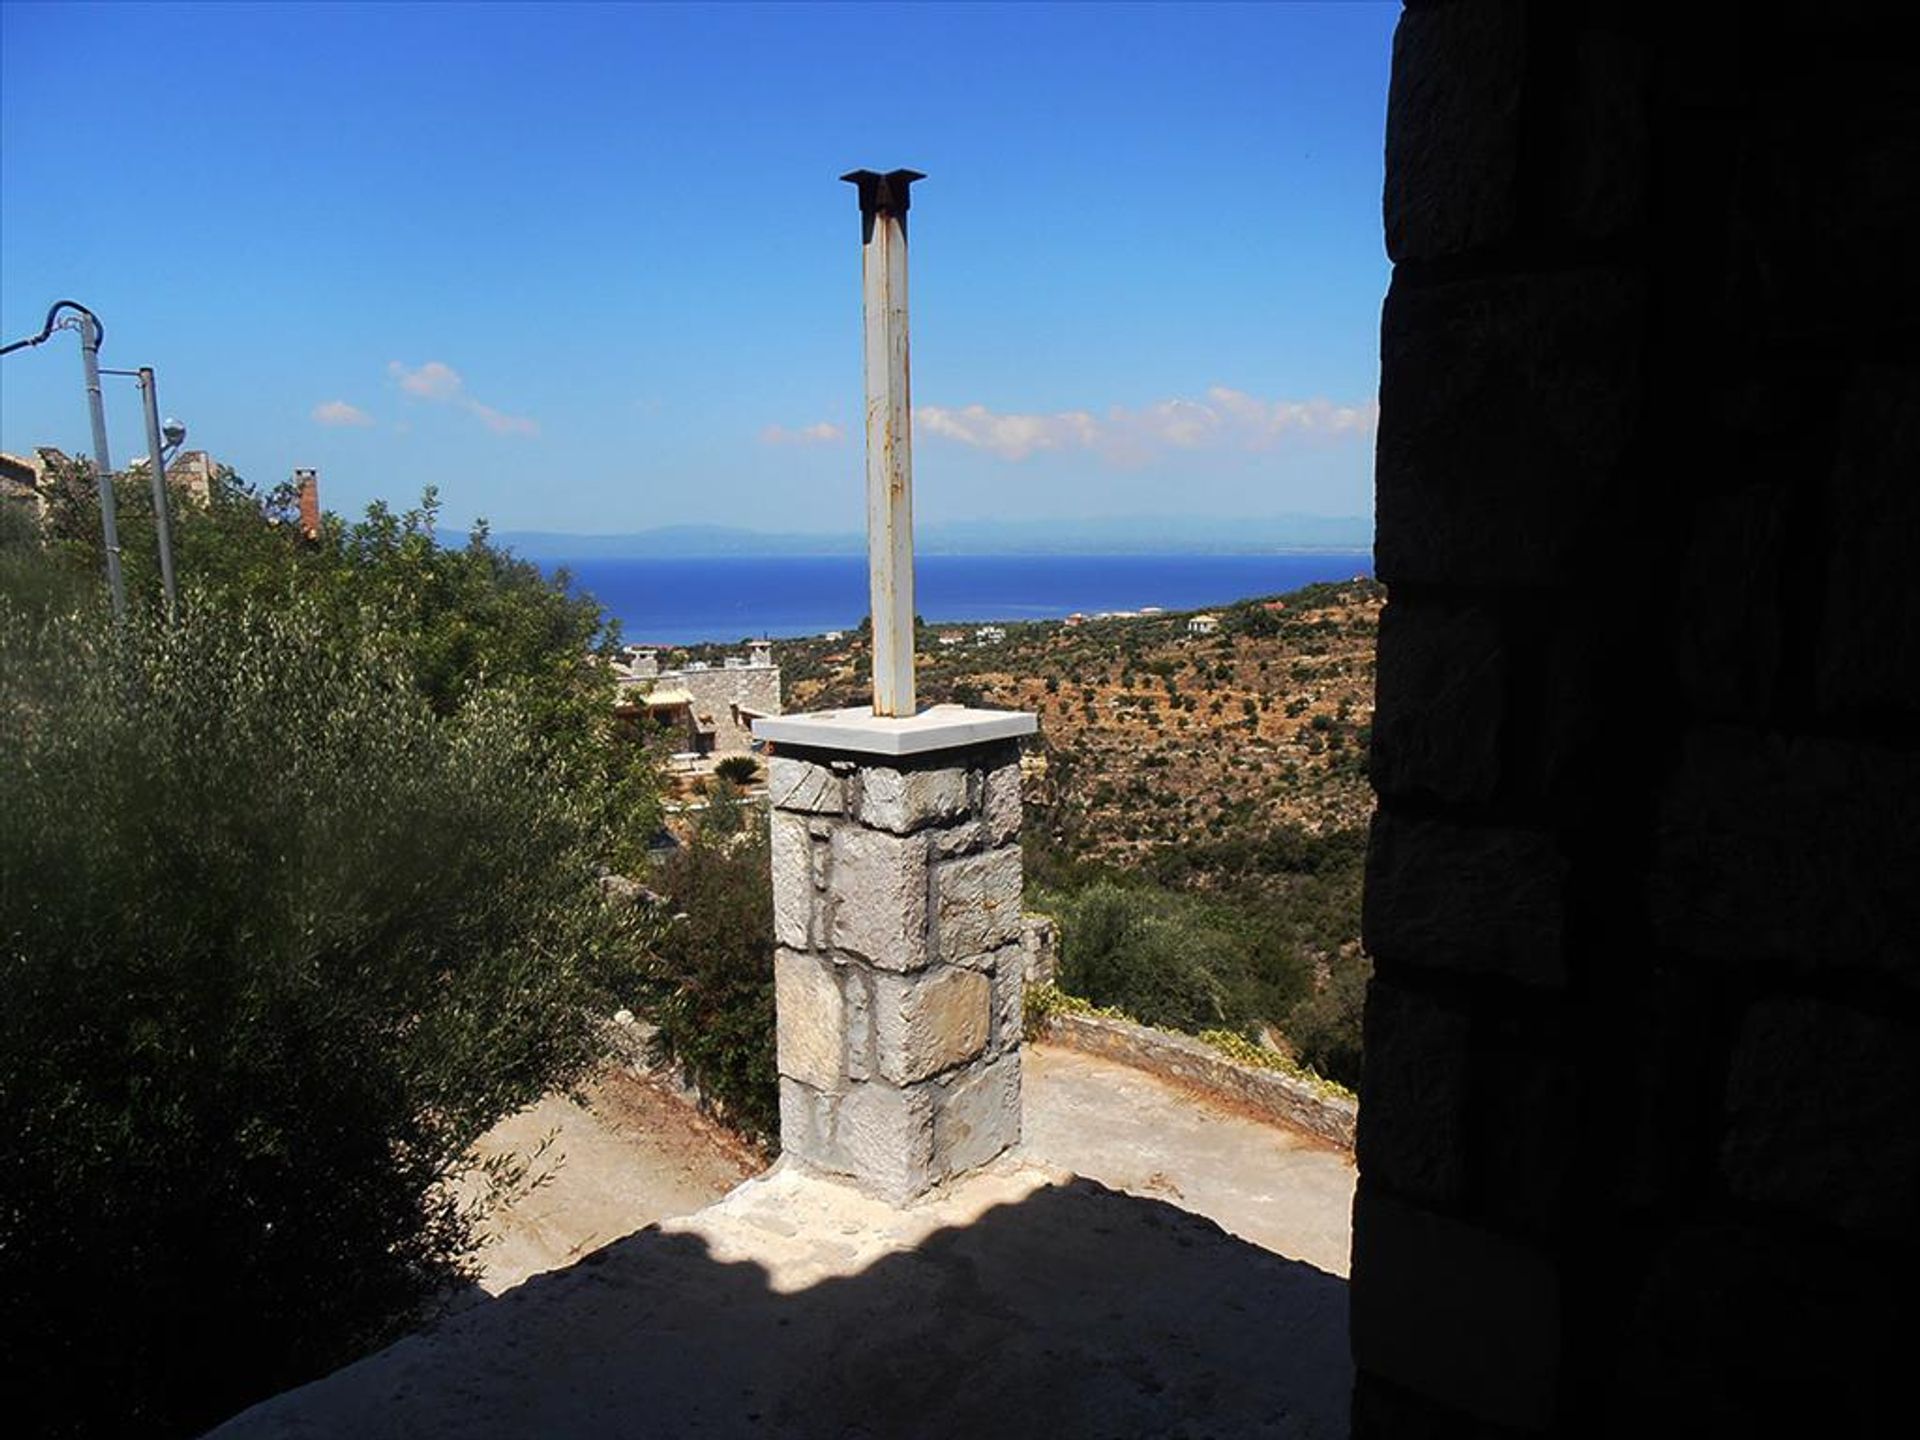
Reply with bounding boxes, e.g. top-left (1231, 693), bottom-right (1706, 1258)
top-left (767, 738), bottom-right (1028, 1202)
top-left (1356, 4), bottom-right (1916, 1434)
top-left (1043, 1010), bottom-right (1357, 1150)
top-left (678, 664), bottom-right (780, 754)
